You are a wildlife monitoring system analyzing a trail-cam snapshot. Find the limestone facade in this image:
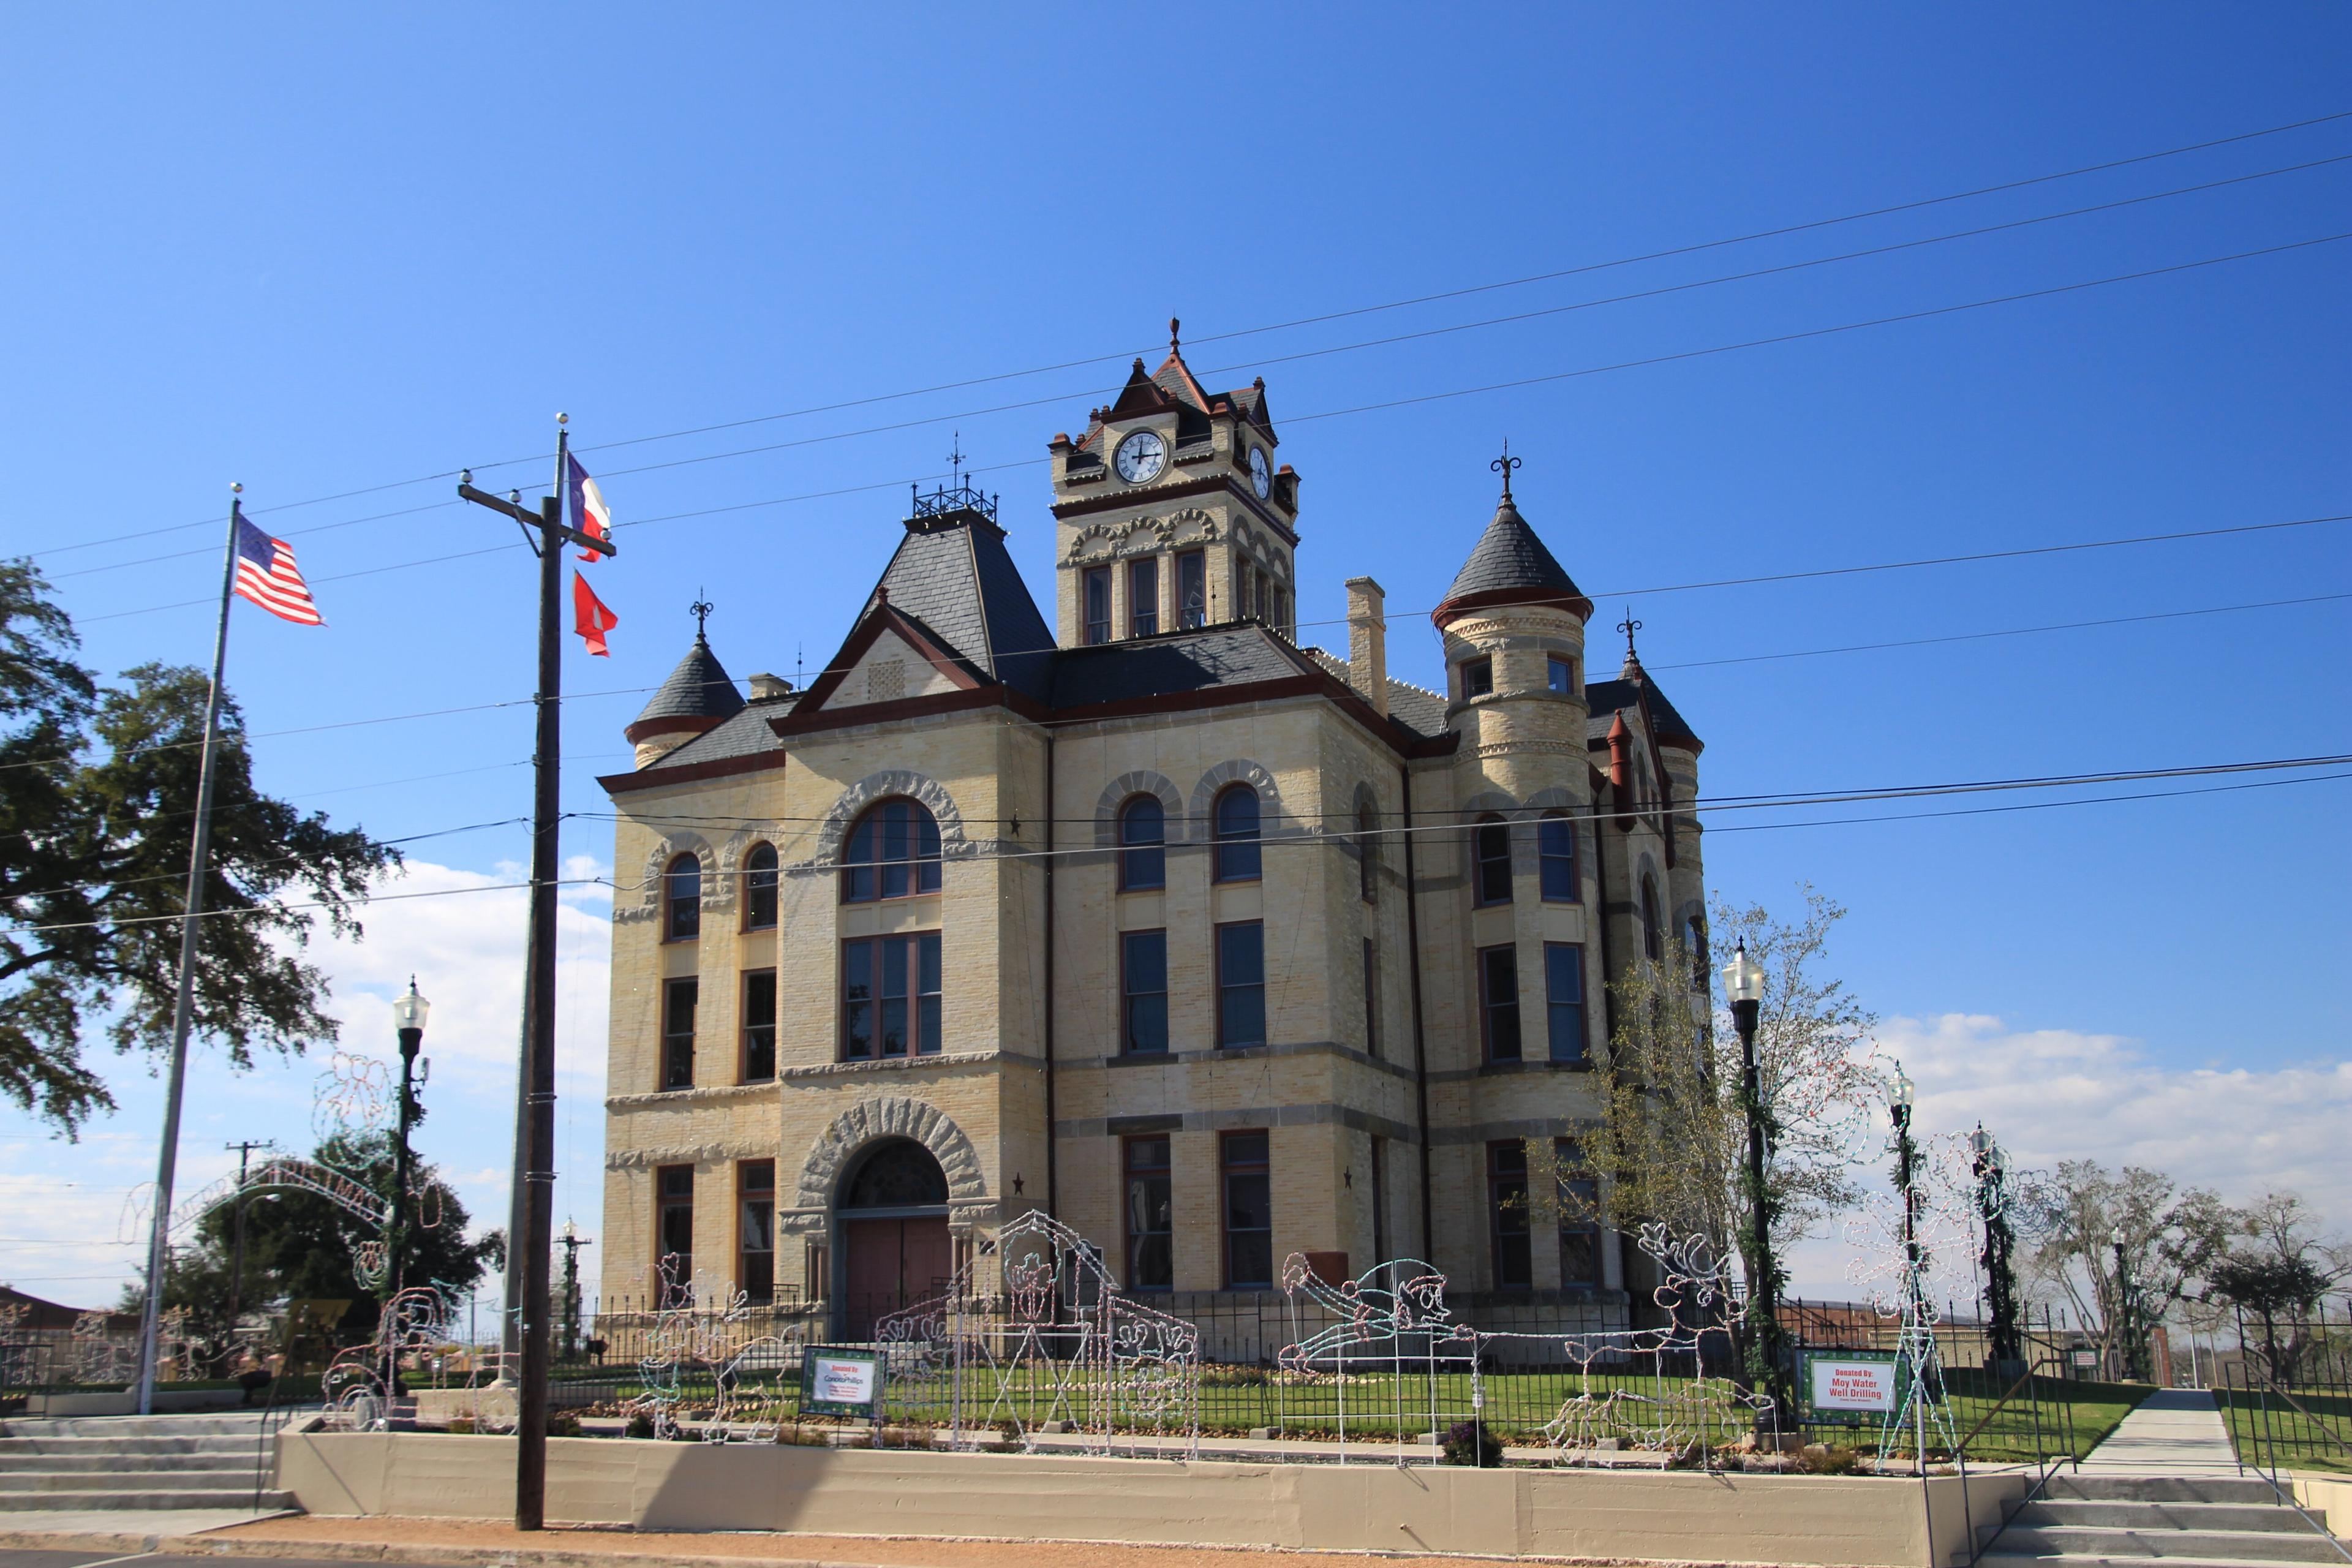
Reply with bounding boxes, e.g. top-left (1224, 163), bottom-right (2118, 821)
top-left (597, 340), bottom-right (1706, 1337)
